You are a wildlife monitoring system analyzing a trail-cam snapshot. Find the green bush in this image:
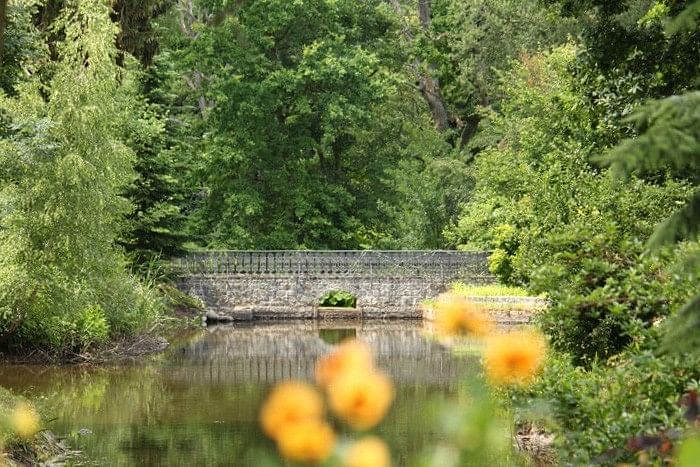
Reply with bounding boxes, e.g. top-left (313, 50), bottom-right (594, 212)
top-left (319, 290), bottom-right (357, 308)
top-left (530, 225), bottom-right (690, 366)
top-left (487, 224), bottom-right (519, 284)
top-left (513, 349), bottom-right (700, 465)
